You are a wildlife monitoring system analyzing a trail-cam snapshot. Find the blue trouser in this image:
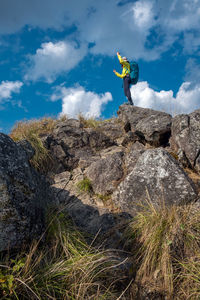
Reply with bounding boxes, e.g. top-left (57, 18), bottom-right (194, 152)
top-left (123, 75), bottom-right (133, 105)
